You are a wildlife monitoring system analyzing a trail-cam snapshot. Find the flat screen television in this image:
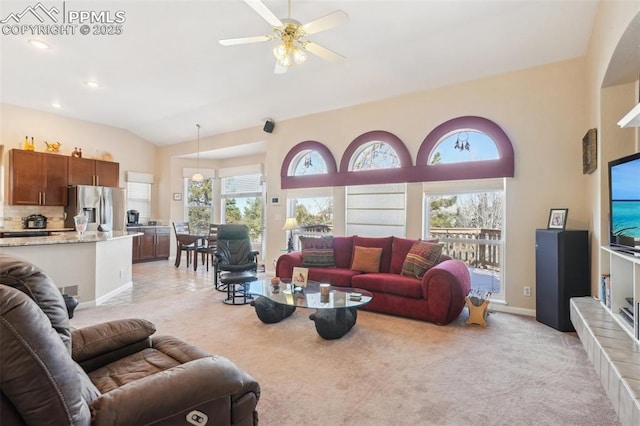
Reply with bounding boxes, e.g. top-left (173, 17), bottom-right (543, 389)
top-left (608, 151), bottom-right (640, 253)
